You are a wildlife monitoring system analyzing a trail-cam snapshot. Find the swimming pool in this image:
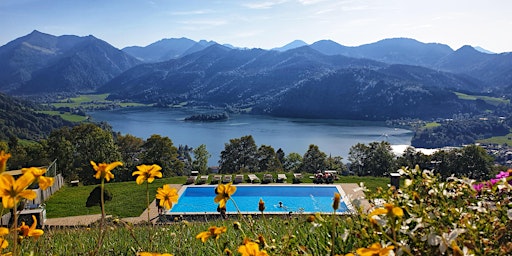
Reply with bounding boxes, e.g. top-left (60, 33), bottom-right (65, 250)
top-left (168, 184), bottom-right (351, 214)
